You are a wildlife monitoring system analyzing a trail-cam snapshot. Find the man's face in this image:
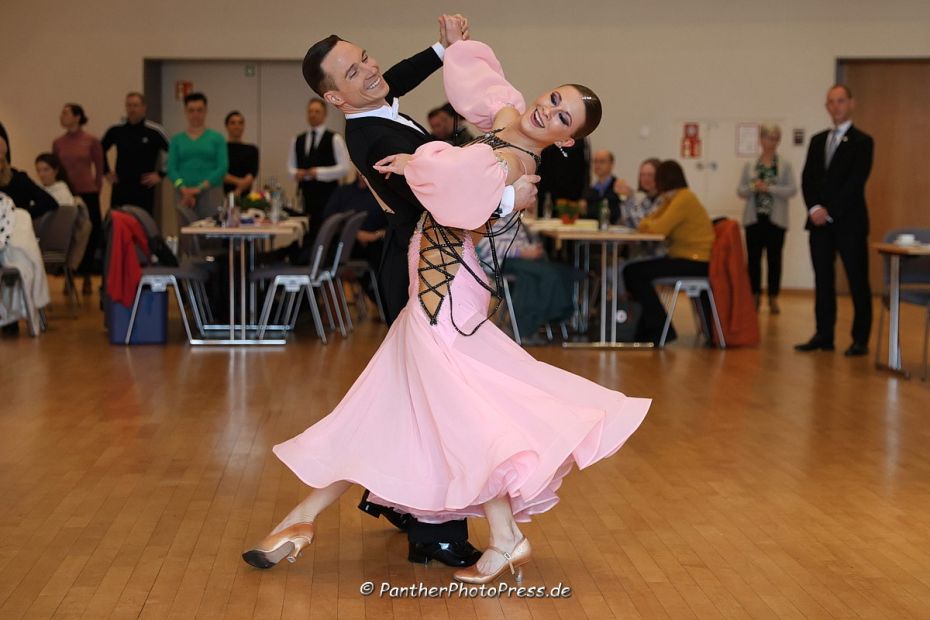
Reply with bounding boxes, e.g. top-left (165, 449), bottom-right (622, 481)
top-left (825, 87), bottom-right (854, 126)
top-left (306, 101), bottom-right (327, 127)
top-left (125, 96), bottom-right (146, 123)
top-left (593, 151), bottom-right (613, 179)
top-left (322, 40), bottom-right (388, 111)
top-left (185, 101), bottom-right (207, 127)
top-left (429, 112), bottom-right (455, 139)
